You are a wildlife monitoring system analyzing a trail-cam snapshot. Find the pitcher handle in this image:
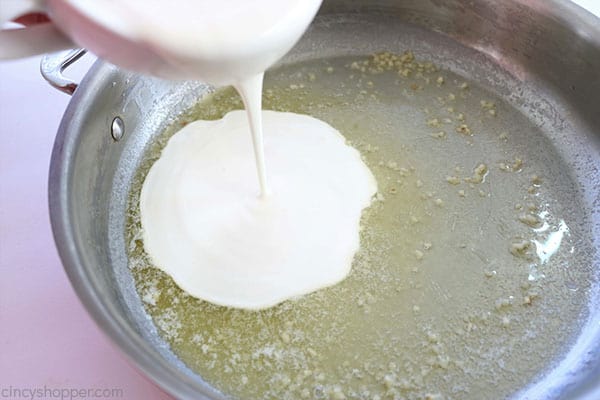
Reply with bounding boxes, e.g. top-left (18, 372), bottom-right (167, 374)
top-left (40, 49), bottom-right (87, 95)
